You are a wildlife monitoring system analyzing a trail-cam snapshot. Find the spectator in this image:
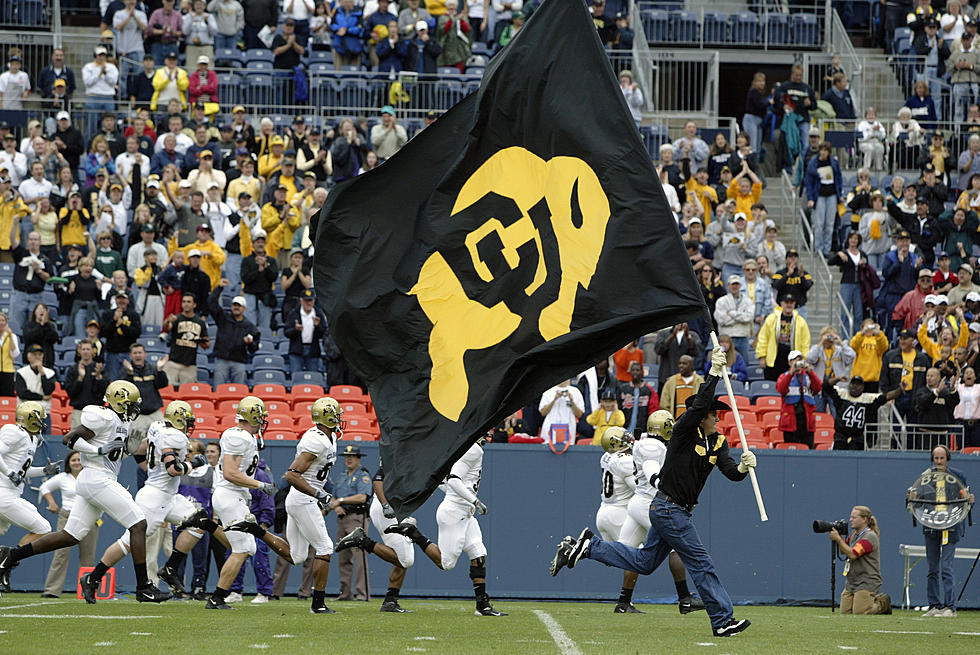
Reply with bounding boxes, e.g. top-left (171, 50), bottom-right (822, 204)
top-left (258, 134), bottom-right (285, 179)
top-left (283, 288), bottom-right (325, 374)
top-left (881, 327), bottom-right (931, 421)
top-left (613, 339), bottom-right (642, 383)
top-left (618, 361), bottom-right (658, 439)
top-left (892, 107), bottom-right (926, 170)
top-left (37, 139), bottom-right (70, 190)
top-left (150, 50), bottom-right (189, 112)
top-left (0, 53), bottom-right (30, 110)
top-left (853, 107), bottom-right (887, 171)
top-left (822, 72), bottom-right (856, 121)
top-left (65, 256), bottom-right (102, 336)
top-left (949, 263), bottom-right (977, 305)
top-left (173, 223), bottom-right (225, 290)
top-left (52, 113), bottom-right (84, 181)
top-left (742, 72), bottom-right (768, 155)
top-left (0, 175), bottom-right (30, 266)
top-left (151, 133), bottom-right (185, 176)
top-left (116, 135), bottom-right (150, 188)
top-left (22, 303), bottom-right (57, 369)
top-left (436, 0), bottom-right (470, 71)
top-left (113, 0), bottom-right (148, 100)
top-left (695, 264), bottom-right (725, 332)
top-left (133, 248), bottom-right (165, 326)
top-left (949, 31), bottom-right (980, 123)
top-left (829, 231), bottom-right (867, 336)
top-left (706, 133), bottom-right (735, 187)
top-left (15, 344), bottom-right (56, 419)
top-left (20, 160), bottom-right (54, 213)
top-left (209, 0), bottom-right (245, 50)
top-left (757, 294), bottom-right (811, 381)
top-left (707, 211), bottom-right (751, 282)
top-left (906, 80), bottom-right (938, 130)
top-left (147, 0), bottom-right (183, 65)
top-left (962, 136), bottom-right (980, 194)
top-left (376, 20), bottom-right (409, 72)
top-left (183, 0), bottom-right (218, 66)
top-left (956, 367), bottom-right (980, 446)
top-left (539, 379), bottom-right (585, 446)
top-left (915, 367), bottom-right (960, 443)
top-left (239, 228), bottom-right (275, 327)
top-left (81, 46), bottom-right (119, 141)
top-left (933, 252), bottom-right (958, 295)
top-left (172, 250), bottom-right (214, 318)
top-left (739, 258), bottom-right (773, 339)
top-left (99, 290), bottom-right (141, 379)
top-left (398, 0), bottom-right (432, 39)
top-left (280, 247), bottom-right (311, 319)
top-left (97, 178), bottom-right (133, 250)
top-left (773, 64), bottom-right (817, 151)
top-left (9, 229), bottom-right (53, 337)
top-left (260, 185), bottom-right (300, 267)
top-left (806, 326), bottom-right (856, 413)
top-left (858, 192), bottom-right (894, 272)
top-left (0, 311), bottom-right (20, 396)
top-left (187, 150), bottom-right (225, 193)
top-left (50, 165), bottom-right (78, 214)
top-left (660, 355), bottom-right (703, 419)
top-left (894, 267), bottom-right (934, 330)
top-left (272, 18), bottom-right (306, 79)
top-left (713, 275), bottom-right (754, 358)
top-left (29, 197), bottom-right (58, 267)
top-left (187, 55), bottom-right (218, 106)
top-left (776, 350), bottom-right (822, 449)
top-left (296, 128), bottom-right (331, 182)
top-left (370, 106), bottom-right (407, 160)
top-left (586, 387), bottom-right (626, 445)
top-left (161, 292), bottom-right (209, 386)
top-left (912, 18), bottom-right (947, 117)
top-left (772, 249), bottom-right (813, 318)
top-left (751, 221), bottom-right (786, 272)
top-left (63, 340), bottom-right (108, 426)
top-left (0, 135), bottom-right (27, 186)
top-left (672, 120), bottom-right (709, 174)
top-left (209, 281), bottom-right (259, 383)
top-left (404, 20), bottom-right (442, 74)
top-left (804, 142), bottom-right (843, 257)
top-left (243, 0), bottom-right (279, 50)
top-left (38, 48), bottom-right (77, 100)
top-left (264, 155), bottom-right (299, 203)
top-left (84, 137), bottom-right (117, 189)
top-left (122, 342), bottom-right (169, 443)
top-left (850, 319), bottom-right (889, 393)
top-left (701, 333), bottom-right (749, 382)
